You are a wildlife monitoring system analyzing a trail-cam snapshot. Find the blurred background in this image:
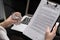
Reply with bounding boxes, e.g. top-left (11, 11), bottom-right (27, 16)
top-left (0, 0), bottom-right (41, 40)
